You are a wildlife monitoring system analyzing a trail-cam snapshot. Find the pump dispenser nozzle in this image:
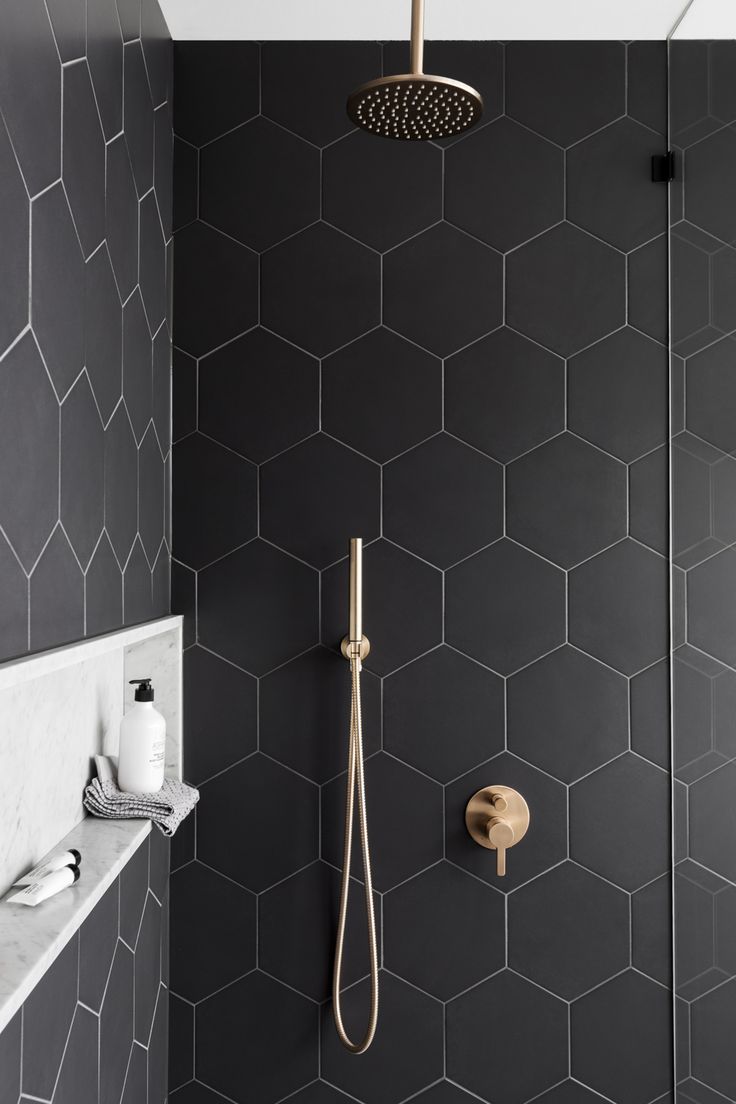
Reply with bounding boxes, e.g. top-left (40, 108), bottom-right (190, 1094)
top-left (130, 678), bottom-right (154, 702)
